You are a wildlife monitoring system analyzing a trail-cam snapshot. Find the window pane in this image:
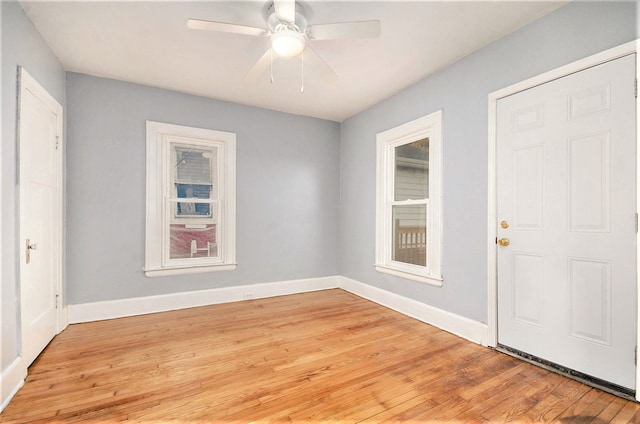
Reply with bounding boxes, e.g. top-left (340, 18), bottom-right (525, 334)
top-left (168, 196), bottom-right (218, 260)
top-left (176, 184), bottom-right (212, 216)
top-left (174, 145), bottom-right (216, 185)
top-left (392, 204), bottom-right (427, 266)
top-left (395, 138), bottom-right (429, 201)
top-left (169, 224), bottom-right (218, 260)
top-left (173, 144), bottom-right (217, 217)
